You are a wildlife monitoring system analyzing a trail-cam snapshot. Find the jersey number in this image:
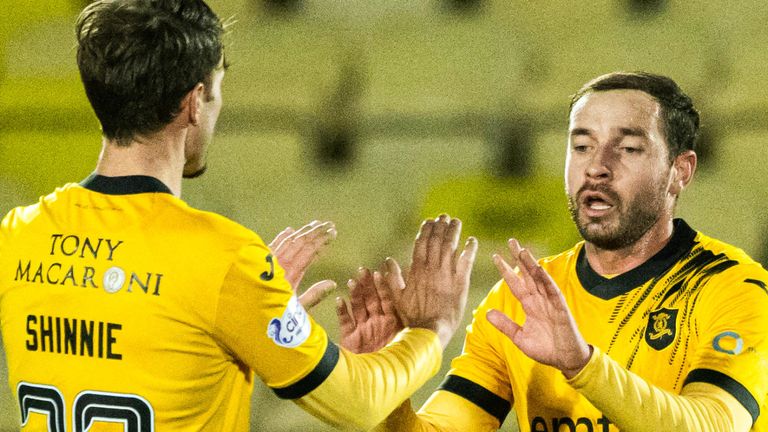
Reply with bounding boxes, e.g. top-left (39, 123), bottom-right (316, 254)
top-left (18, 382), bottom-right (154, 431)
